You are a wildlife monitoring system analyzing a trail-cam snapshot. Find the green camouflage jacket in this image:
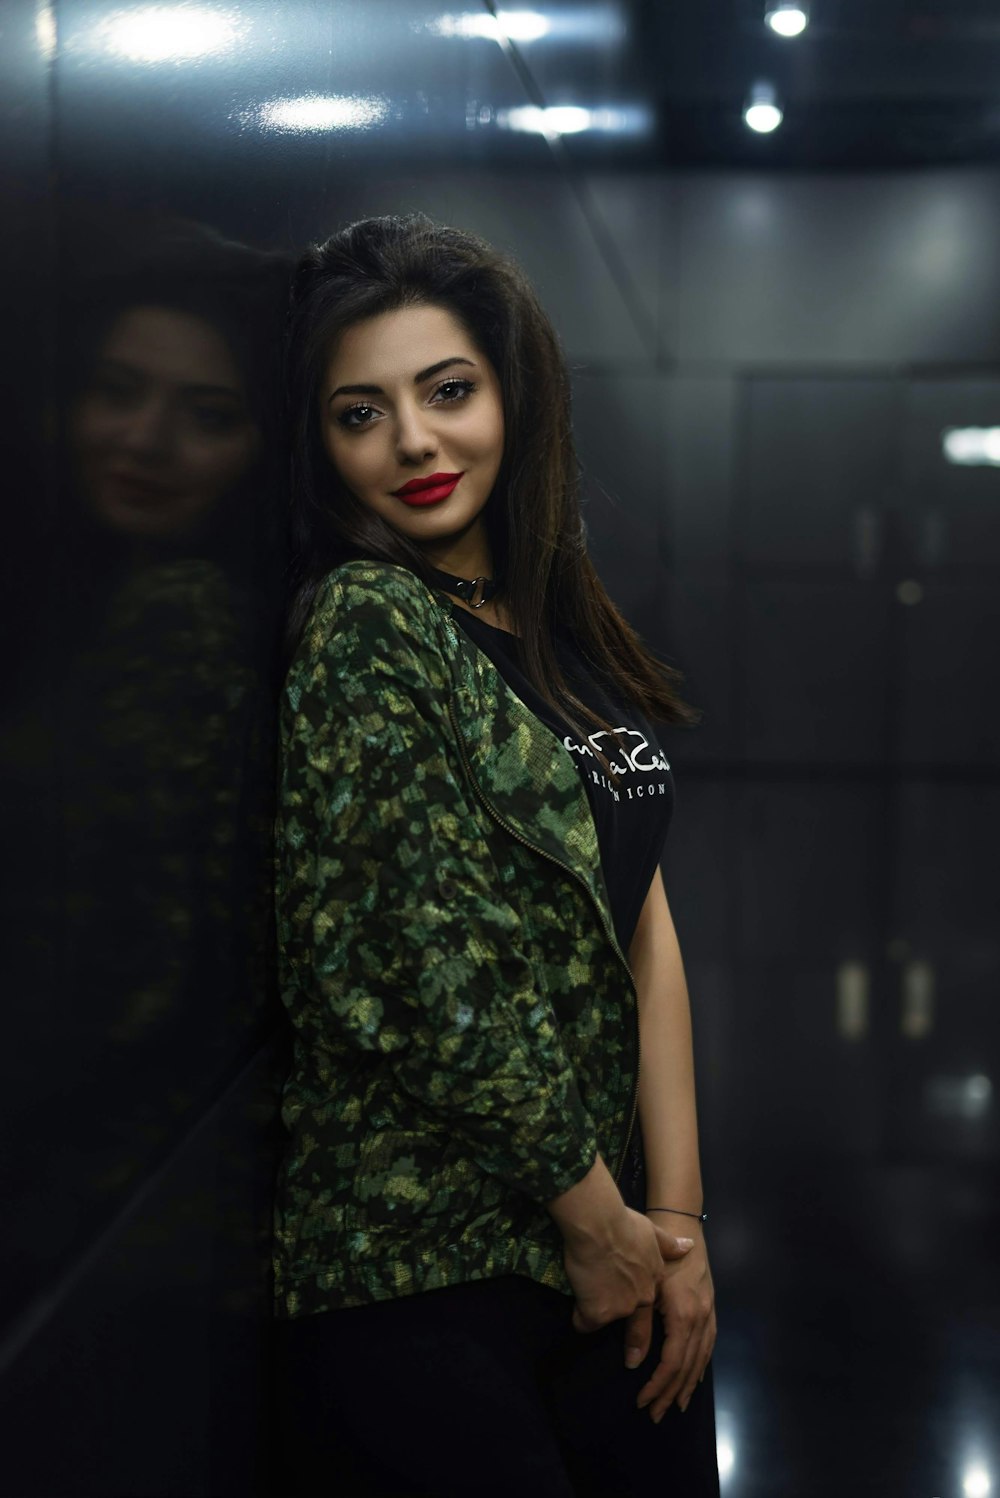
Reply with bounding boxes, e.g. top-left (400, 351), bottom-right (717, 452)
top-left (273, 560), bottom-right (638, 1319)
